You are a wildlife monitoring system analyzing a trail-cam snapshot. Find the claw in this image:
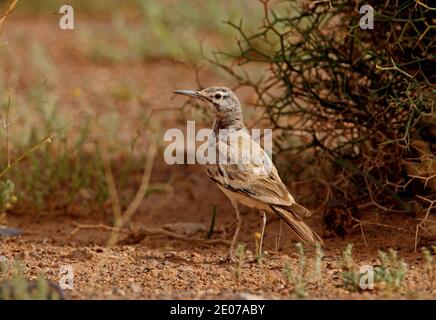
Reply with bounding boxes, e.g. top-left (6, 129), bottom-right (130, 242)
top-left (218, 253), bottom-right (236, 264)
